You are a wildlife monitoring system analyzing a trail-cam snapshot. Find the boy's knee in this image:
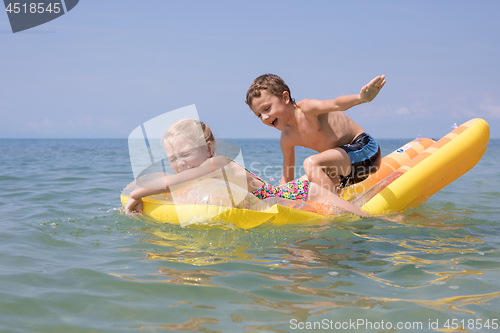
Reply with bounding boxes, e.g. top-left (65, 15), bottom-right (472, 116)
top-left (303, 156), bottom-right (320, 175)
top-left (303, 156), bottom-right (314, 169)
top-left (304, 157), bottom-right (335, 180)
